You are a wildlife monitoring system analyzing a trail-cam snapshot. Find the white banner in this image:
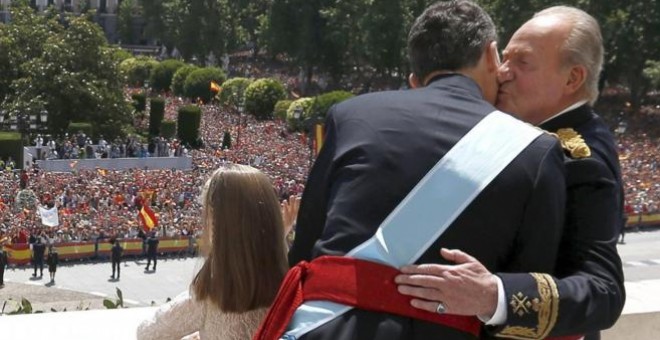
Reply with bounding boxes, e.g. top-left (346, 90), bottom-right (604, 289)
top-left (38, 206), bottom-right (59, 227)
